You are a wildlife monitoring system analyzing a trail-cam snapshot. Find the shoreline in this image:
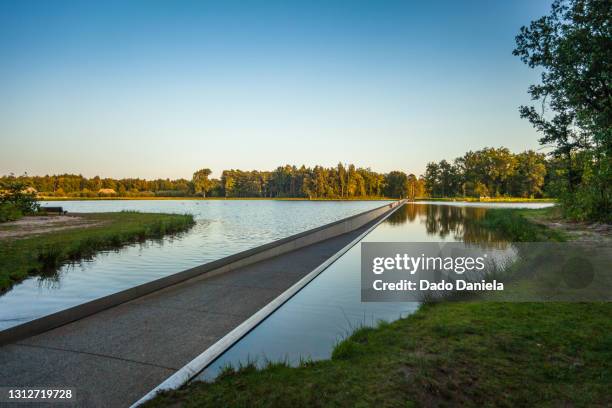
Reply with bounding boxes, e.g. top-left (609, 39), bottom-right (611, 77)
top-left (0, 212), bottom-right (195, 292)
top-left (37, 196), bottom-right (557, 203)
top-left (38, 197), bottom-right (394, 202)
